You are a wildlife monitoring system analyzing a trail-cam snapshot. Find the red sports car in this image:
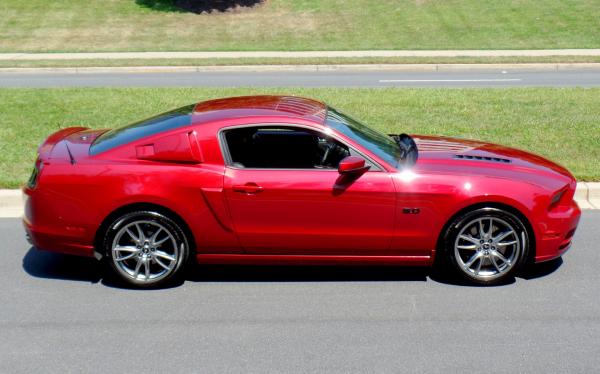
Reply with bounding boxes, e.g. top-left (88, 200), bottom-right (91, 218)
top-left (23, 95), bottom-right (581, 287)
